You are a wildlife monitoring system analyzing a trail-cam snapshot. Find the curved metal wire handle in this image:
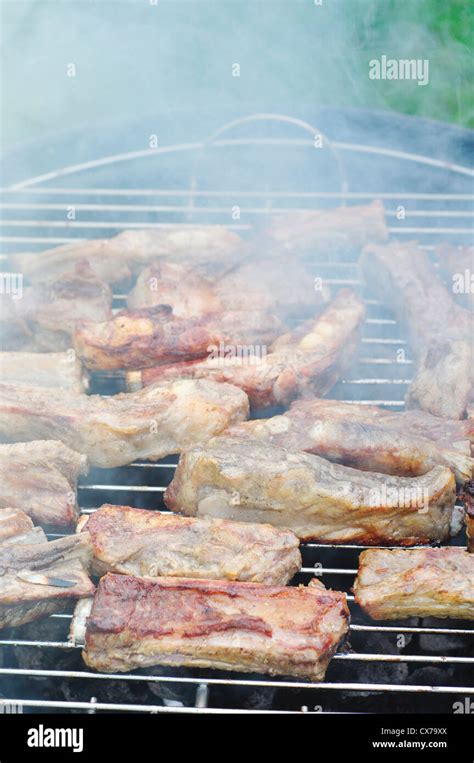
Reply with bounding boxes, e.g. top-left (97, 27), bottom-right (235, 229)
top-left (187, 112), bottom-right (350, 213)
